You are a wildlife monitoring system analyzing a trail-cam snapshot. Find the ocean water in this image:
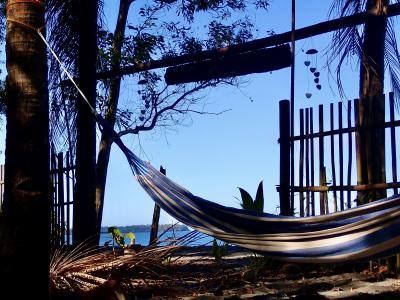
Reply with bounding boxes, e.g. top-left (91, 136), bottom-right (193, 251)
top-left (99, 230), bottom-right (214, 247)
